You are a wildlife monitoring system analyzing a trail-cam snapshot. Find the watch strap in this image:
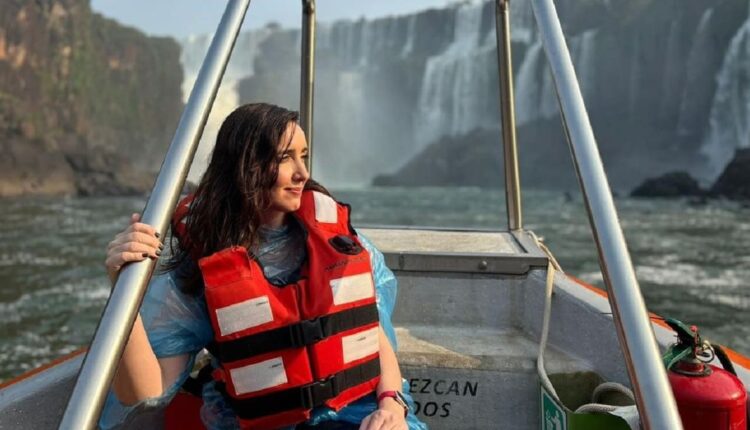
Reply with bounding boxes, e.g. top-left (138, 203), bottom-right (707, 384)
top-left (377, 390), bottom-right (409, 417)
